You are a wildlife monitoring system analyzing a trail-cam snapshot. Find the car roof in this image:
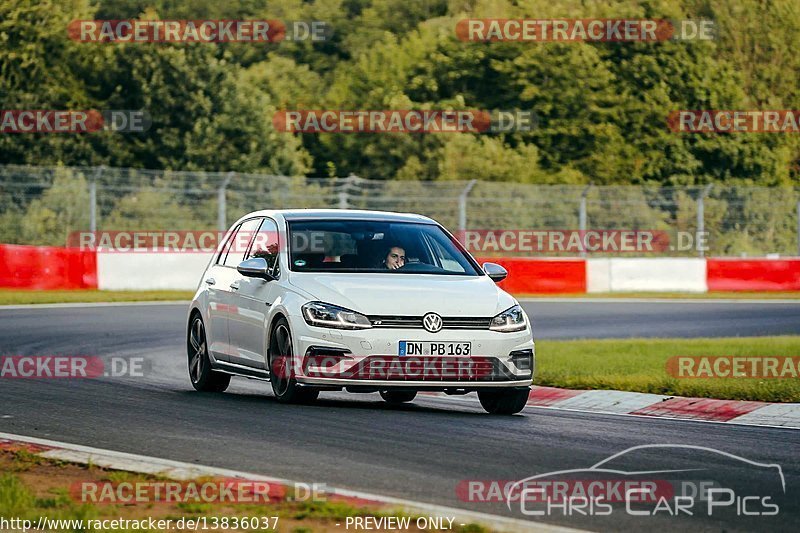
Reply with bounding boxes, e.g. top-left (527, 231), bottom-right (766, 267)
top-left (243, 209), bottom-right (436, 224)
